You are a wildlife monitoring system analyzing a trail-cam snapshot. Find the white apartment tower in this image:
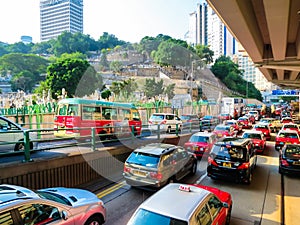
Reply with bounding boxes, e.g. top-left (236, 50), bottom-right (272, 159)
top-left (40, 0), bottom-right (83, 42)
top-left (187, 1), bottom-right (236, 61)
